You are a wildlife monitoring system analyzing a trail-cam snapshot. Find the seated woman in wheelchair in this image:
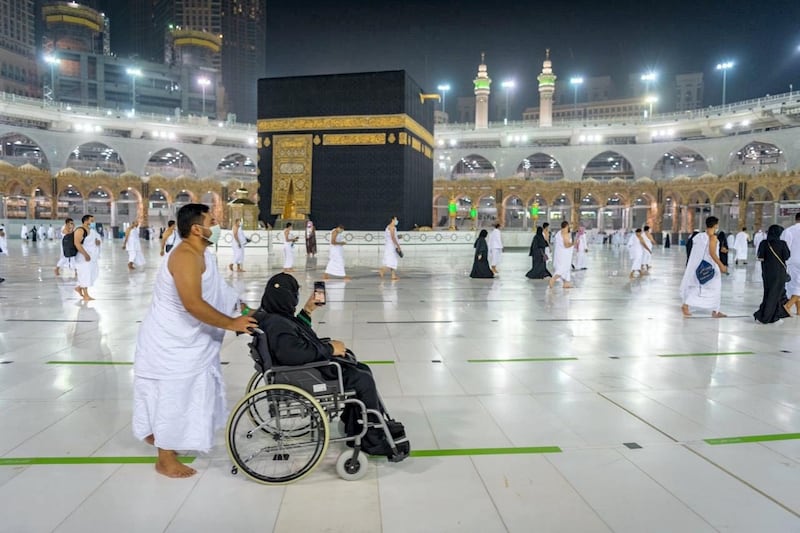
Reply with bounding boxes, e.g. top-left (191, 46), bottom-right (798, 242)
top-left (255, 273), bottom-right (399, 456)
